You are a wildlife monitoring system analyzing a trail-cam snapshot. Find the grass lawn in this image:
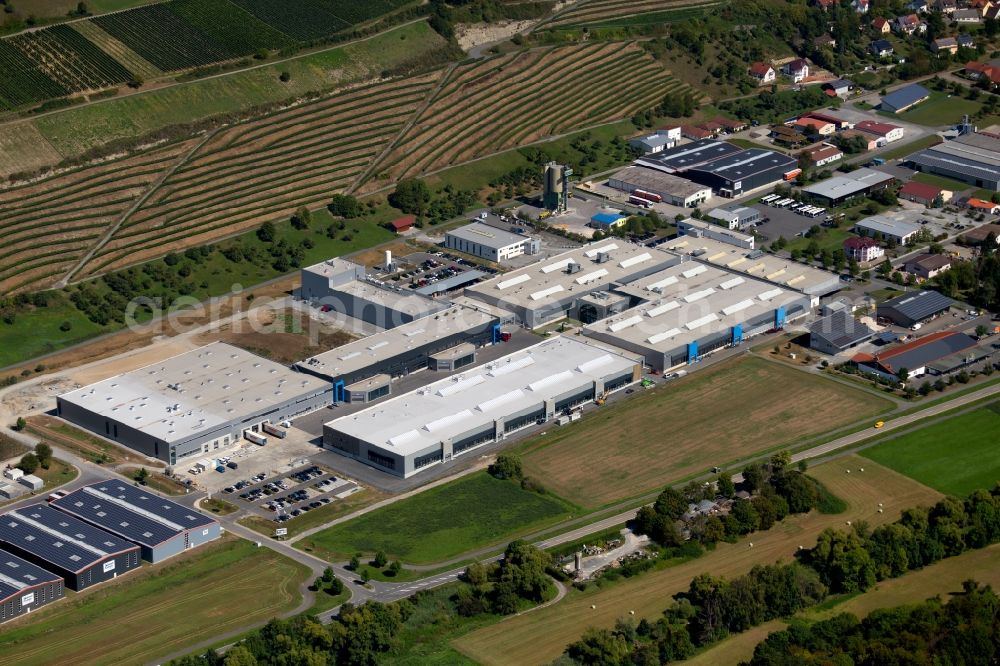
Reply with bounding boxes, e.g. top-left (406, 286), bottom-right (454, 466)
top-left (27, 22), bottom-right (445, 160)
top-left (860, 402), bottom-right (1000, 495)
top-left (26, 416), bottom-right (159, 467)
top-left (0, 291), bottom-right (113, 368)
top-left (783, 226), bottom-right (854, 255)
top-left (199, 497), bottom-right (239, 516)
top-left (897, 91), bottom-right (984, 127)
top-left (296, 473), bottom-right (573, 564)
top-left (519, 356), bottom-right (894, 509)
top-left (865, 286), bottom-right (904, 303)
top-left (0, 536), bottom-right (309, 666)
top-left (17, 0), bottom-right (155, 17)
top-left (451, 456), bottom-right (941, 666)
top-left (878, 134), bottom-right (942, 161)
top-left (911, 171), bottom-right (975, 192)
